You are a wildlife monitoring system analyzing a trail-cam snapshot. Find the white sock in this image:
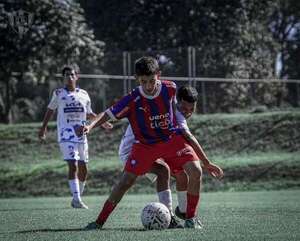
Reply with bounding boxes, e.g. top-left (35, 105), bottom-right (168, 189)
top-left (79, 181), bottom-right (86, 195)
top-left (69, 179), bottom-right (81, 201)
top-left (158, 189), bottom-right (173, 215)
top-left (177, 191), bottom-right (187, 213)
